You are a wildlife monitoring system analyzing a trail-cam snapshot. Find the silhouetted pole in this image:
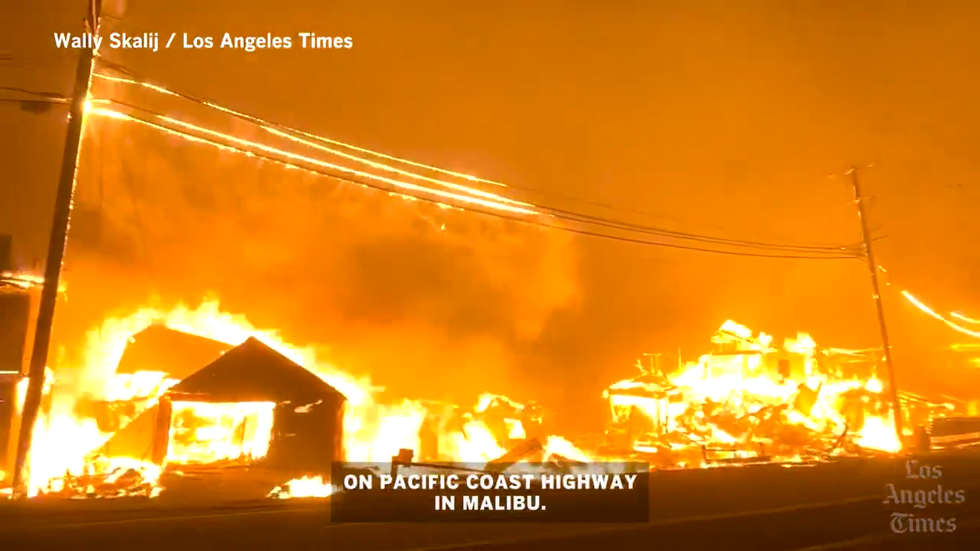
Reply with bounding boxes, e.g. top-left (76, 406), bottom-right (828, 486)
top-left (11, 0), bottom-right (101, 498)
top-left (849, 166), bottom-right (904, 449)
